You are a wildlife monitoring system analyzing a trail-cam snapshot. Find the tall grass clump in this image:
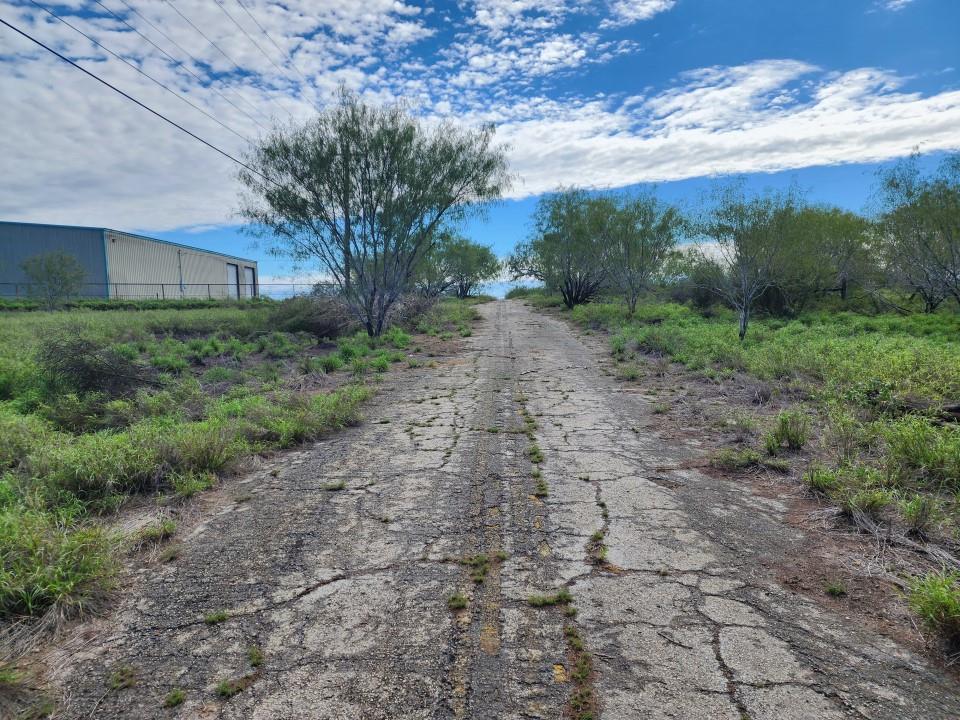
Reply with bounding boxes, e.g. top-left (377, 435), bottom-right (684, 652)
top-left (0, 508), bottom-right (115, 617)
top-left (909, 571), bottom-right (960, 646)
